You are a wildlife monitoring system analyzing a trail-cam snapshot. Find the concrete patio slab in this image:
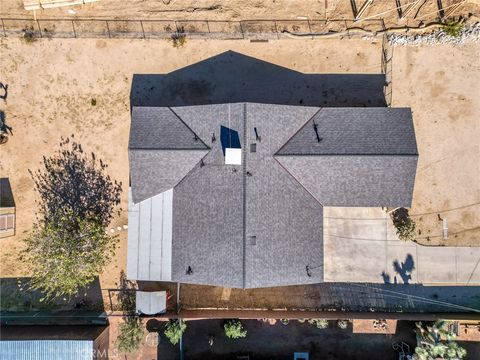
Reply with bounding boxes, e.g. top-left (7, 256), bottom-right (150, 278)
top-left (324, 207), bottom-right (480, 285)
top-left (454, 247), bottom-right (480, 285)
top-left (416, 246), bottom-right (457, 284)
